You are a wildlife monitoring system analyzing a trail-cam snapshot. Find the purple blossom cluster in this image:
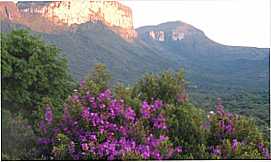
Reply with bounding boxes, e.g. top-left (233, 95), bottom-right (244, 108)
top-left (38, 88), bottom-right (181, 160)
top-left (215, 98), bottom-right (235, 136)
top-left (208, 98), bottom-right (270, 159)
top-left (231, 139), bottom-right (238, 151)
top-left (211, 146), bottom-right (221, 156)
top-left (257, 143), bottom-right (270, 159)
